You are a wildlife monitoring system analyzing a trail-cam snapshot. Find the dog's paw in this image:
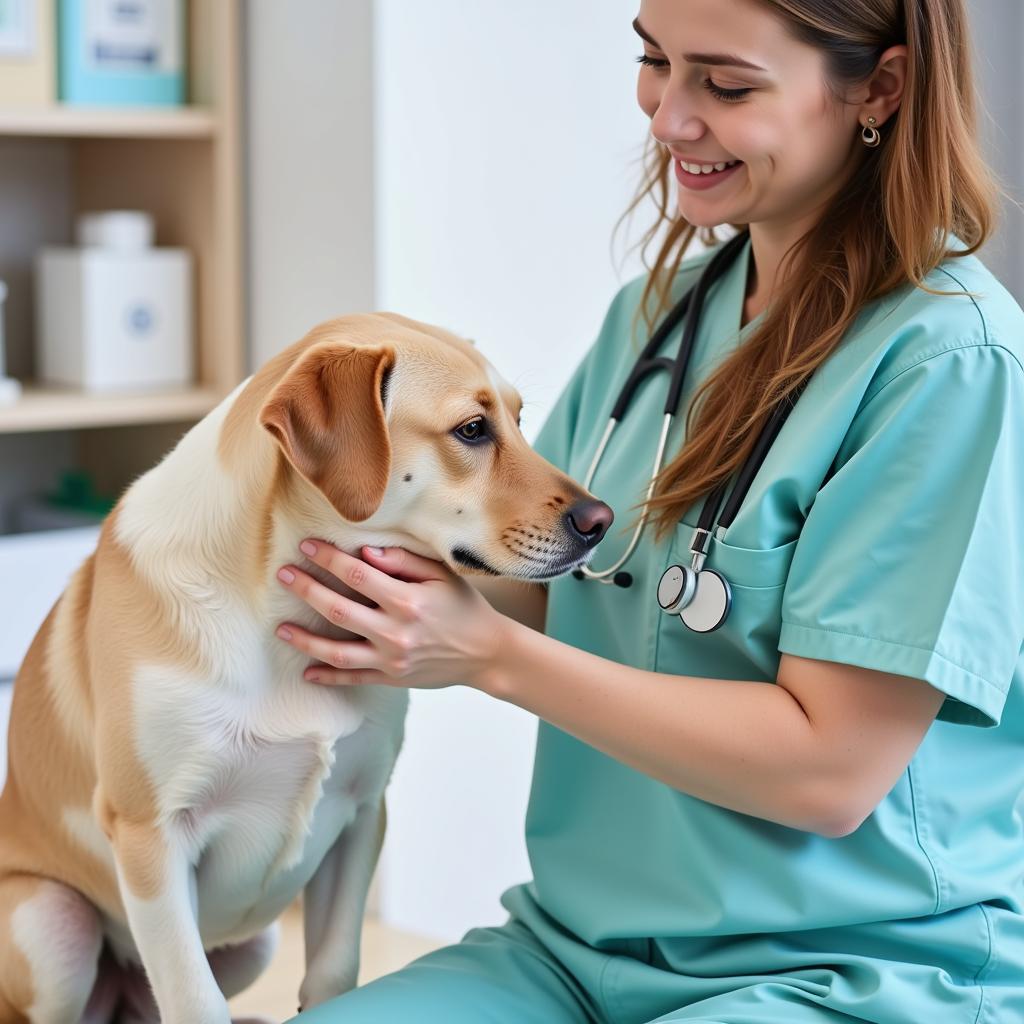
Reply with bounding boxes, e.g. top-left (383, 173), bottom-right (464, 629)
top-left (298, 966), bottom-right (357, 1010)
